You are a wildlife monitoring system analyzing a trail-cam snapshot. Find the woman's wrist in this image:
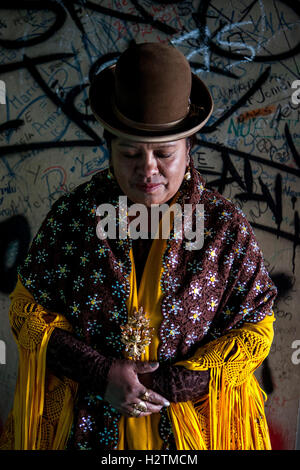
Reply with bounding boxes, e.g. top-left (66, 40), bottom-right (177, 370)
top-left (140, 364), bottom-right (210, 403)
top-left (46, 328), bottom-right (114, 396)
